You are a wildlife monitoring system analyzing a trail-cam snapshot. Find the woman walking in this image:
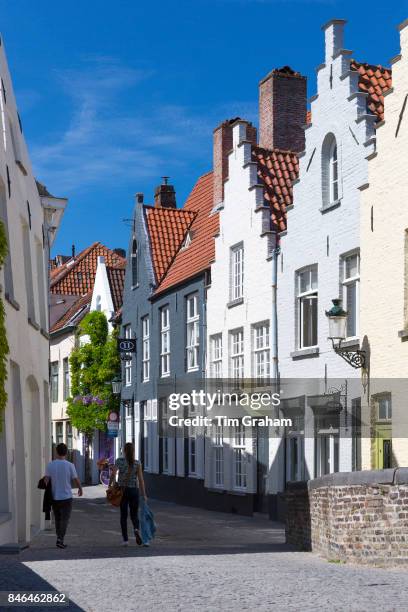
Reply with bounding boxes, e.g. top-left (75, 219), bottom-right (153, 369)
top-left (110, 442), bottom-right (147, 546)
